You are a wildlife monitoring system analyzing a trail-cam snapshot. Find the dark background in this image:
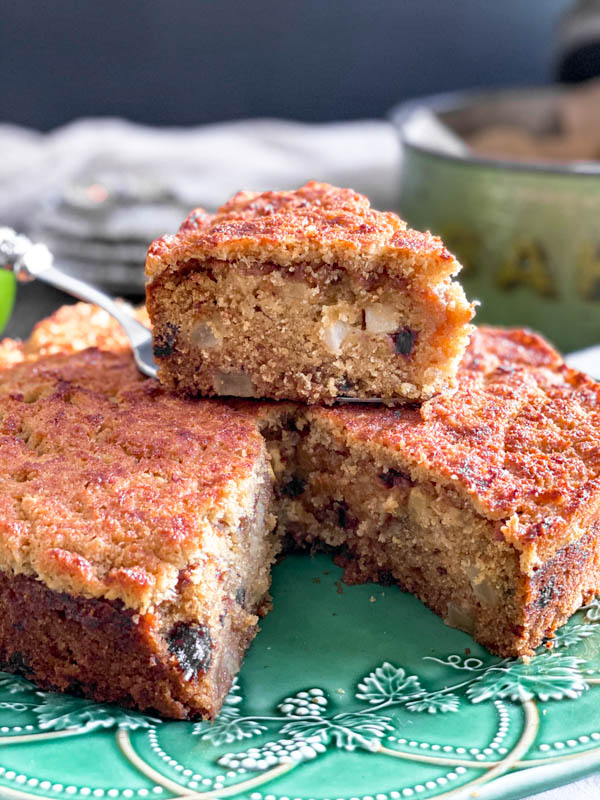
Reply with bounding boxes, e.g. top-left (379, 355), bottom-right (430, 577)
top-left (2, 0), bottom-right (571, 131)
